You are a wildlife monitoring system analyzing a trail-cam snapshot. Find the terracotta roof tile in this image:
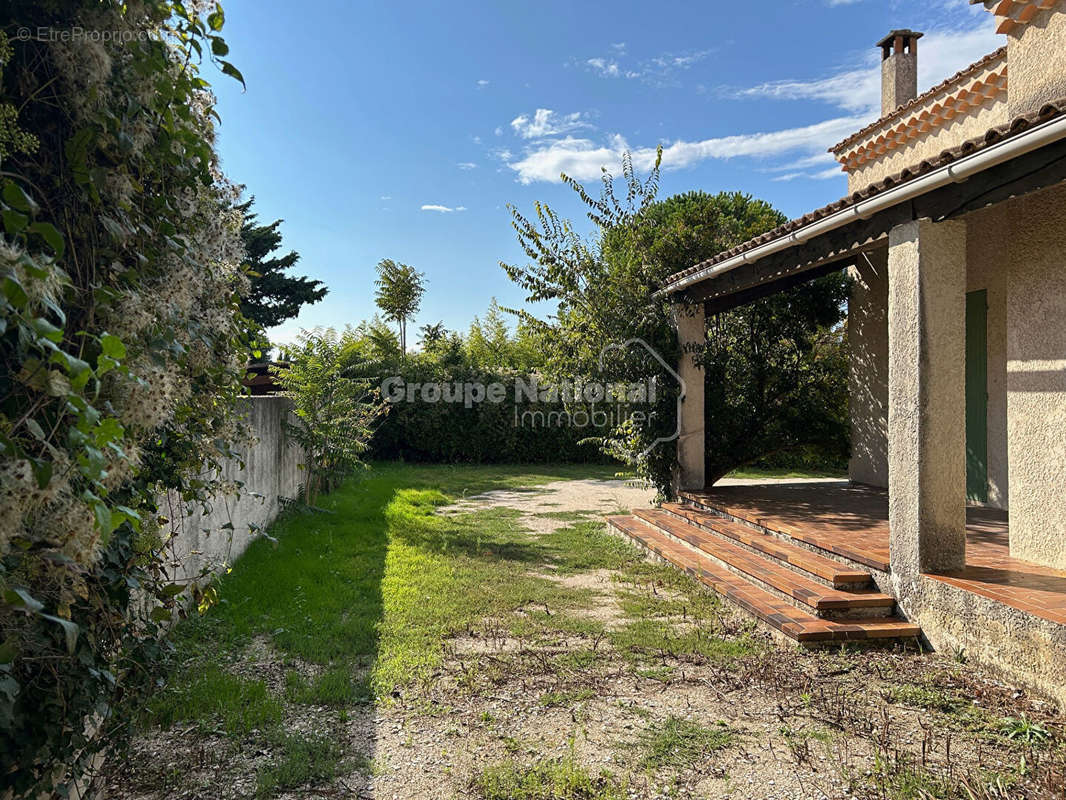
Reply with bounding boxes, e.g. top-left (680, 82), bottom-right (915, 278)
top-left (663, 97), bottom-right (1066, 290)
top-left (971, 0), bottom-right (1063, 34)
top-left (839, 65), bottom-right (1008, 171)
top-left (830, 48), bottom-right (1007, 155)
